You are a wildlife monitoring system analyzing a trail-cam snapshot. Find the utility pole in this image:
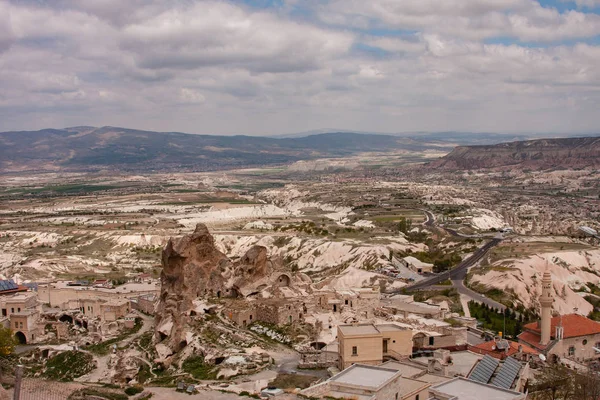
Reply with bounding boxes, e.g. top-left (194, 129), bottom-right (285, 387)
top-left (13, 365), bottom-right (23, 400)
top-left (503, 308), bottom-right (506, 337)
